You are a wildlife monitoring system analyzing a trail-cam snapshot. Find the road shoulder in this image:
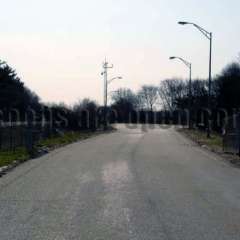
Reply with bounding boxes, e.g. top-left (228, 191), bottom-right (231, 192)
top-left (176, 127), bottom-right (240, 168)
